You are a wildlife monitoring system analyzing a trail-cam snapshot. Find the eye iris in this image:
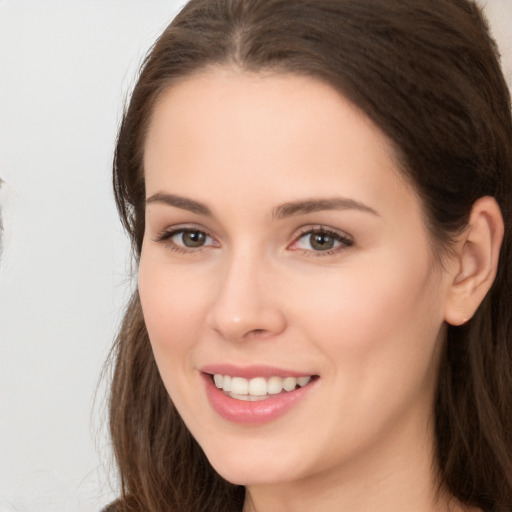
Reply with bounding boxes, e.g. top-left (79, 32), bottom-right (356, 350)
top-left (182, 231), bottom-right (206, 247)
top-left (310, 232), bottom-right (335, 251)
